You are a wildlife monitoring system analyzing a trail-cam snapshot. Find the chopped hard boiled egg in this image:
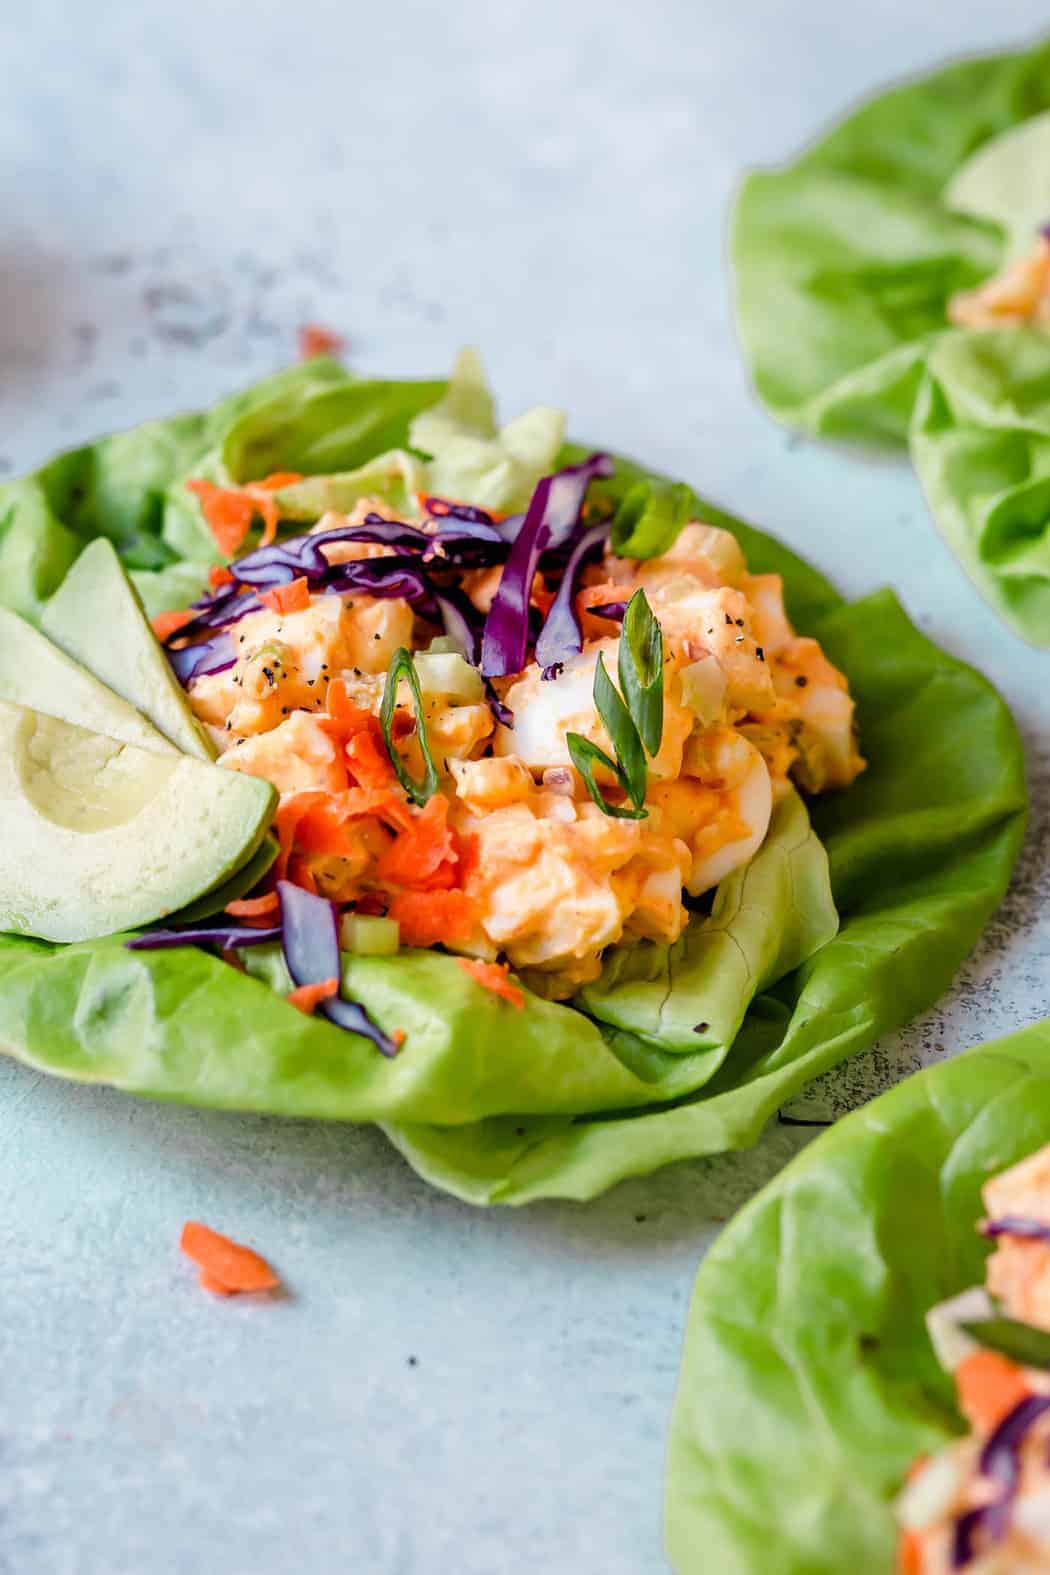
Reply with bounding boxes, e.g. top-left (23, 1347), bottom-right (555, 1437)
top-left (174, 490), bottom-right (862, 998)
